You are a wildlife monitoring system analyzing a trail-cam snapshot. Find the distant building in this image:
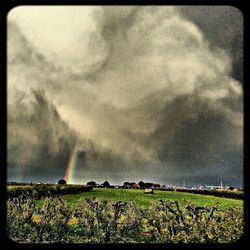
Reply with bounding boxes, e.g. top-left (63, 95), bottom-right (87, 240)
top-left (122, 182), bottom-right (140, 189)
top-left (132, 183), bottom-right (140, 189)
top-left (153, 183), bottom-right (161, 189)
top-left (96, 184), bottom-right (104, 188)
top-left (202, 186), bottom-right (228, 190)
